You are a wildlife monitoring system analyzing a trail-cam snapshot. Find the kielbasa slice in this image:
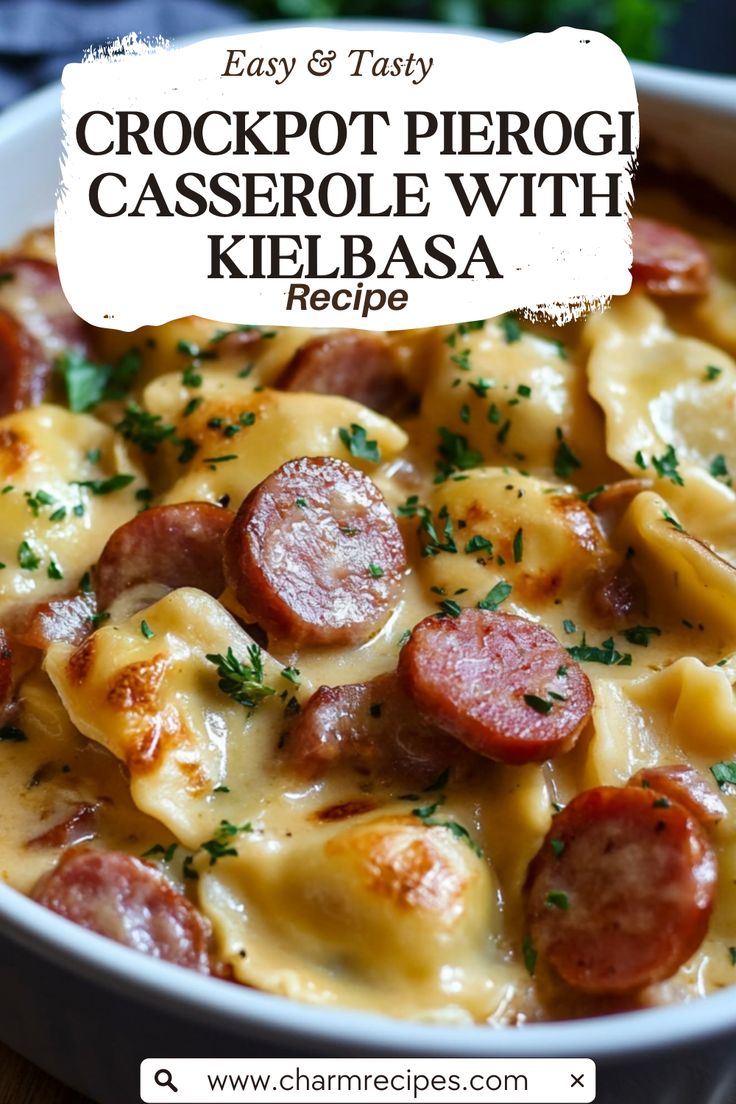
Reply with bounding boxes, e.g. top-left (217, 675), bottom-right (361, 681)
top-left (32, 848), bottom-right (214, 972)
top-left (398, 608), bottom-right (592, 764)
top-left (630, 218), bottom-right (711, 296)
top-left (287, 672), bottom-right (473, 786)
top-left (524, 785), bottom-right (717, 994)
top-left (95, 501), bottom-right (233, 610)
top-left (0, 628), bottom-right (11, 709)
top-left (224, 456), bottom-right (406, 646)
top-left (629, 765), bottom-right (726, 828)
top-left (28, 802), bottom-right (99, 849)
top-left (0, 308), bottom-right (47, 415)
top-left (276, 333), bottom-right (410, 417)
top-left (14, 592), bottom-right (96, 651)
